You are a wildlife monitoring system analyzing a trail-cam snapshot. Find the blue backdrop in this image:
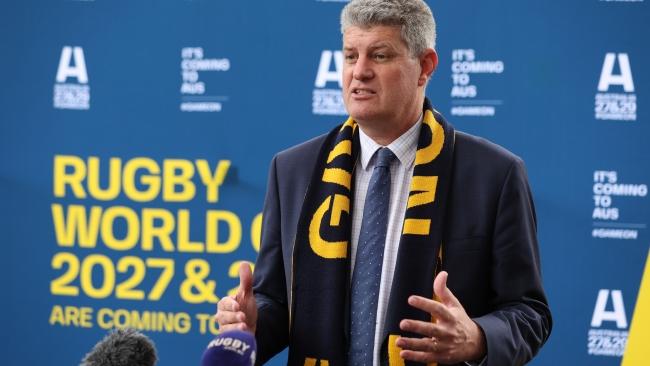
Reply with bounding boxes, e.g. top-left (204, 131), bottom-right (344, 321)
top-left (1, 0), bottom-right (648, 365)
